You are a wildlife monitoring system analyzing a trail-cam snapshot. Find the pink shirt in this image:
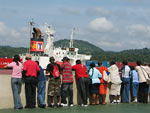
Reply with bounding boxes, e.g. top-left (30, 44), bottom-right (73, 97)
top-left (8, 62), bottom-right (23, 78)
top-left (23, 60), bottom-right (40, 77)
